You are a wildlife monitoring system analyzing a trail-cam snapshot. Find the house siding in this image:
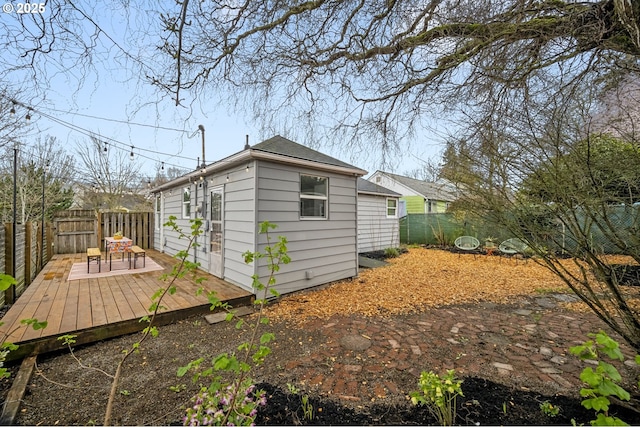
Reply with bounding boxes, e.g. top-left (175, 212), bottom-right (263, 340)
top-left (403, 196), bottom-right (426, 214)
top-left (152, 166), bottom-right (257, 292)
top-left (155, 184), bottom-right (196, 257)
top-left (255, 161), bottom-right (358, 296)
top-left (358, 194), bottom-right (400, 252)
top-left (219, 165), bottom-right (256, 291)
